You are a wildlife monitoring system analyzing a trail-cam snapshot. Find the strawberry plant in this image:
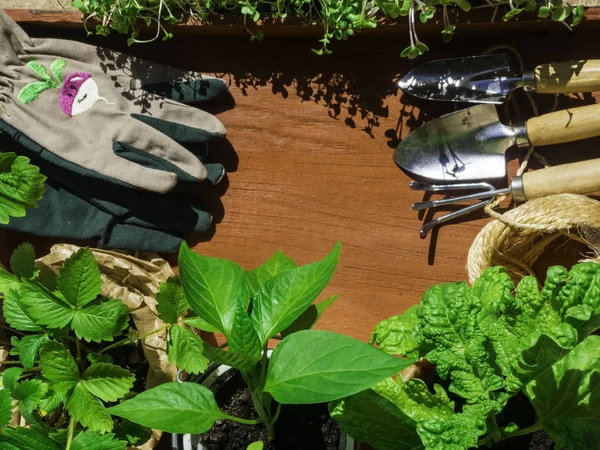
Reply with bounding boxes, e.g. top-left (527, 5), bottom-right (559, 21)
top-left (0, 245), bottom-right (153, 449)
top-left (106, 242), bottom-right (414, 446)
top-left (331, 264), bottom-right (600, 449)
